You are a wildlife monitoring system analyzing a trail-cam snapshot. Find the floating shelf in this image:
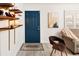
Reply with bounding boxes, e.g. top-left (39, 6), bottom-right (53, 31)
top-left (0, 3), bottom-right (14, 9)
top-left (0, 3), bottom-right (22, 32)
top-left (10, 25), bottom-right (23, 29)
top-left (0, 16), bottom-right (19, 20)
top-left (9, 9), bottom-right (22, 13)
top-left (9, 18), bottom-right (19, 21)
top-left (0, 25), bottom-right (22, 31)
top-left (15, 11), bottom-right (22, 13)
